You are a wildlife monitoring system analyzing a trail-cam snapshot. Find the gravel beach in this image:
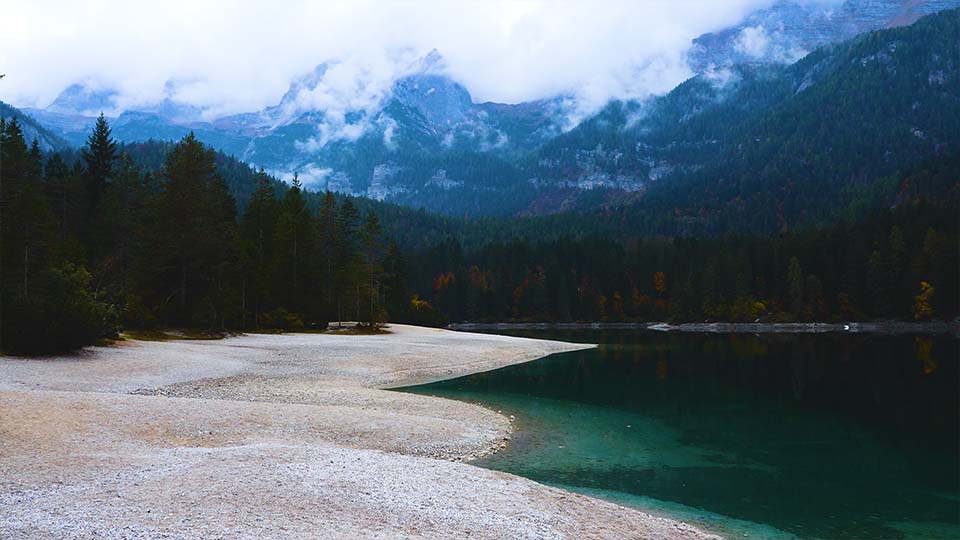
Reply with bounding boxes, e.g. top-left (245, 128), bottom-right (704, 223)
top-left (0, 324), bottom-right (721, 539)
